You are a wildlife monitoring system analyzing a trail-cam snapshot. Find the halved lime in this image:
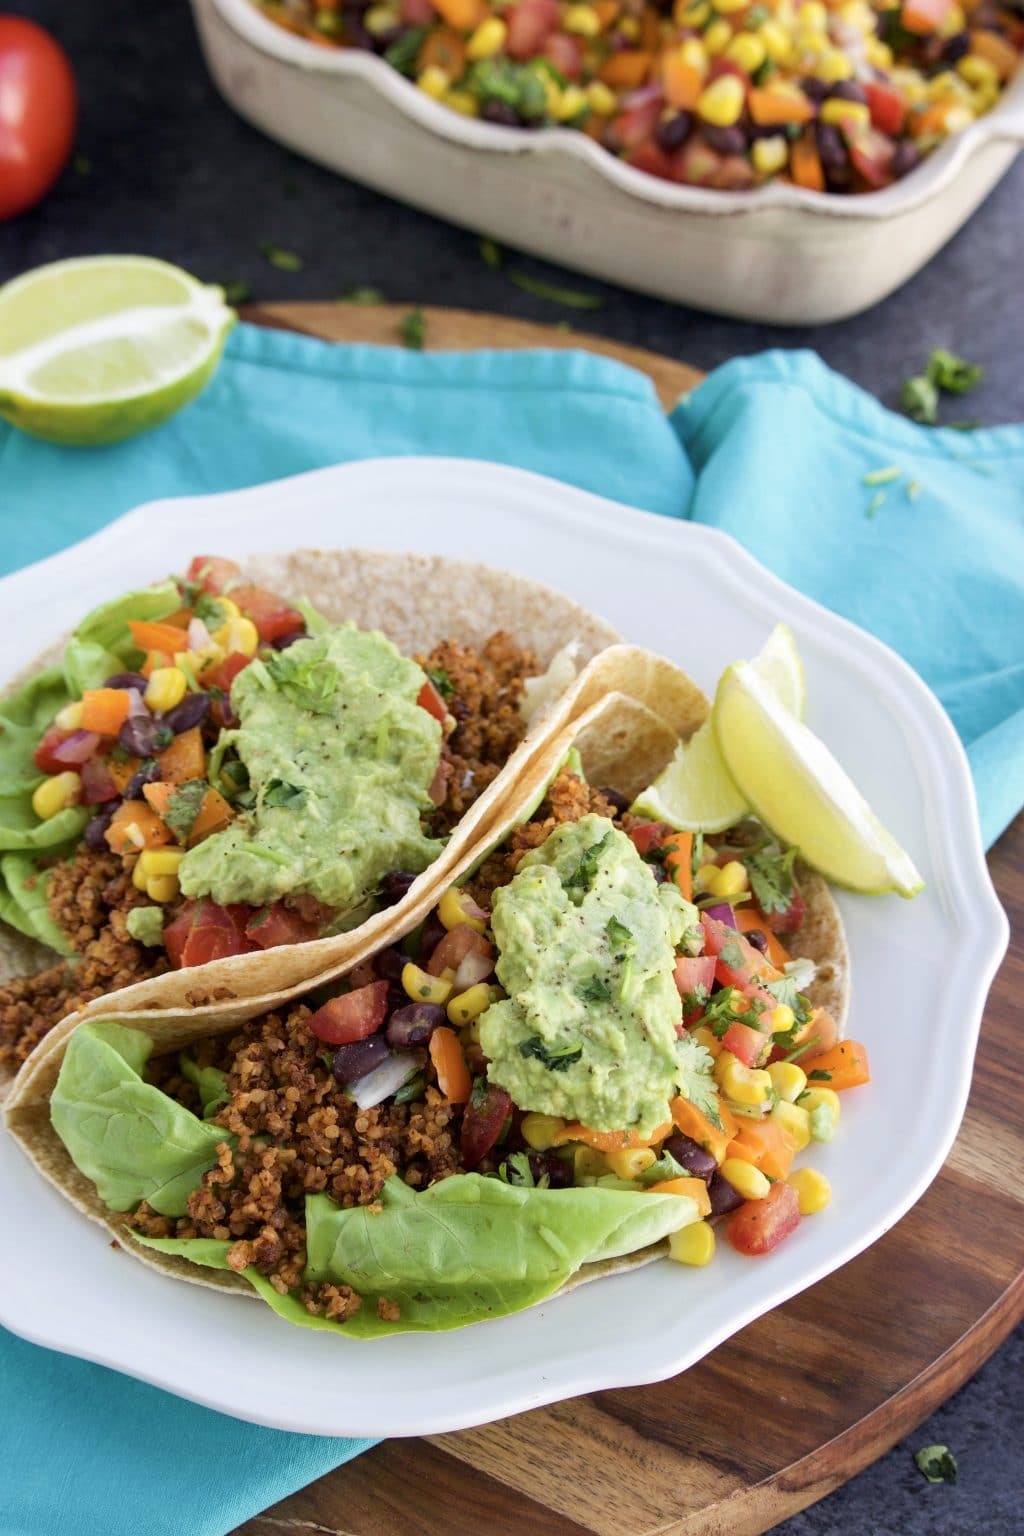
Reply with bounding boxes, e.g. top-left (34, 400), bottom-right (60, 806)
top-left (631, 624), bottom-right (804, 833)
top-left (713, 661), bottom-right (923, 896)
top-left (0, 256), bottom-right (235, 446)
